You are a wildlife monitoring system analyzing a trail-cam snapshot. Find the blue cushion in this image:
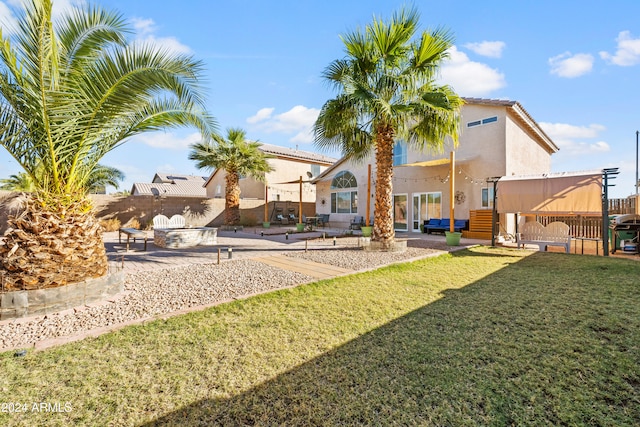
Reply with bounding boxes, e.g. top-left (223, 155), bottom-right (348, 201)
top-left (426, 218), bottom-right (441, 226)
